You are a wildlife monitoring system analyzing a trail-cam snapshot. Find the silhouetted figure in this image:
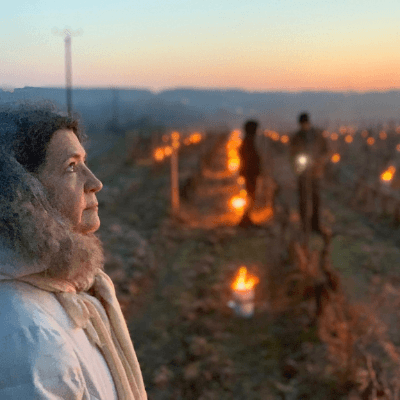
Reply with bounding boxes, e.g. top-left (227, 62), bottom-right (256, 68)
top-left (290, 113), bottom-right (329, 234)
top-left (238, 120), bottom-right (261, 227)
